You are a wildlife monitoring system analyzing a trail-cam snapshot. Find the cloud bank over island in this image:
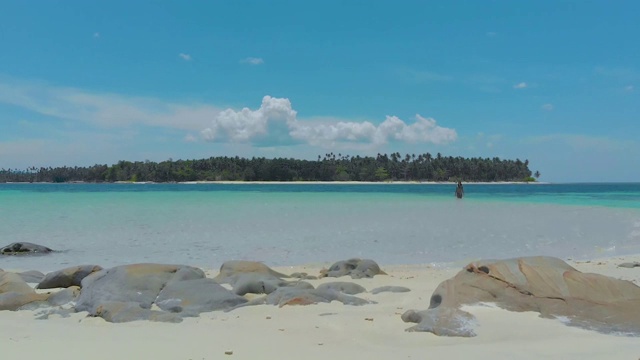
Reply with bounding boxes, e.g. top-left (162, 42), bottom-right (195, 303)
top-left (201, 96), bottom-right (457, 148)
top-left (0, 79), bottom-right (457, 151)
